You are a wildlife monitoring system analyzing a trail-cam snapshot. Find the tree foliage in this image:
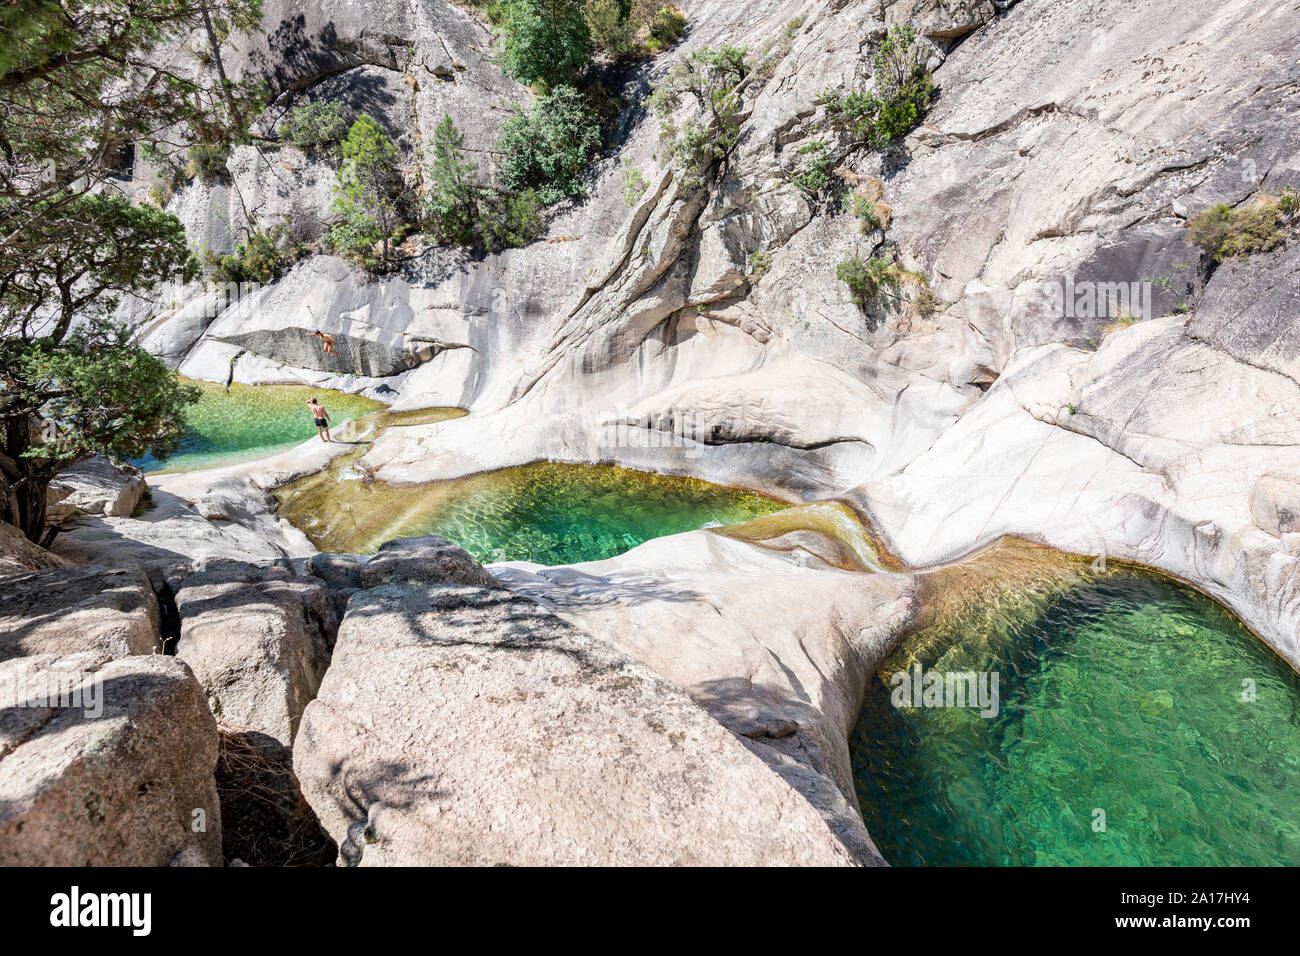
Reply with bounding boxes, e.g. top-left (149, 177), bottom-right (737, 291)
top-left (497, 0), bottom-right (592, 89)
top-left (584, 1), bottom-right (687, 58)
top-left (200, 222), bottom-right (299, 285)
top-left (497, 85), bottom-right (601, 204)
top-left (327, 114), bottom-right (404, 268)
top-left (0, 193), bottom-right (195, 341)
top-left (816, 25), bottom-right (933, 150)
top-left (836, 253), bottom-right (901, 309)
top-left (0, 319), bottom-right (199, 543)
top-left (424, 114), bottom-right (544, 252)
top-left (0, 0), bottom-right (266, 251)
top-left (425, 114), bottom-right (479, 246)
top-left (791, 140), bottom-right (833, 196)
top-left (477, 188), bottom-right (544, 252)
top-left (649, 44), bottom-right (749, 190)
top-left (279, 101), bottom-right (352, 154)
top-left (0, 0), bottom-right (265, 543)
